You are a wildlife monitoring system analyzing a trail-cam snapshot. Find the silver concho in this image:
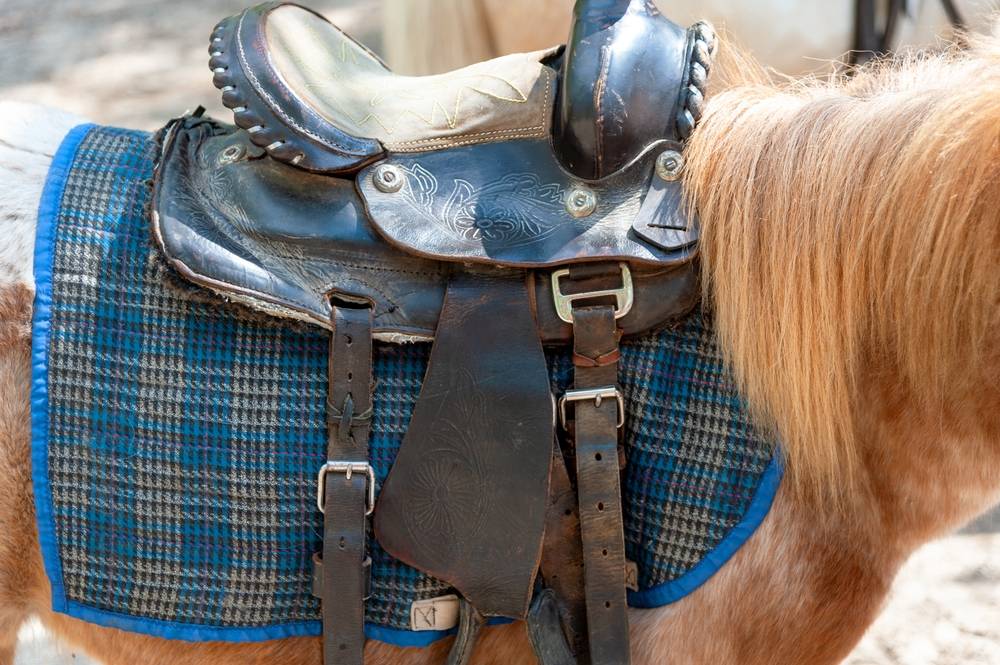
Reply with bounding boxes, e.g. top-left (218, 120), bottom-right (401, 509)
top-left (565, 185), bottom-right (598, 218)
top-left (655, 150), bottom-right (685, 182)
top-left (373, 164), bottom-right (405, 193)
